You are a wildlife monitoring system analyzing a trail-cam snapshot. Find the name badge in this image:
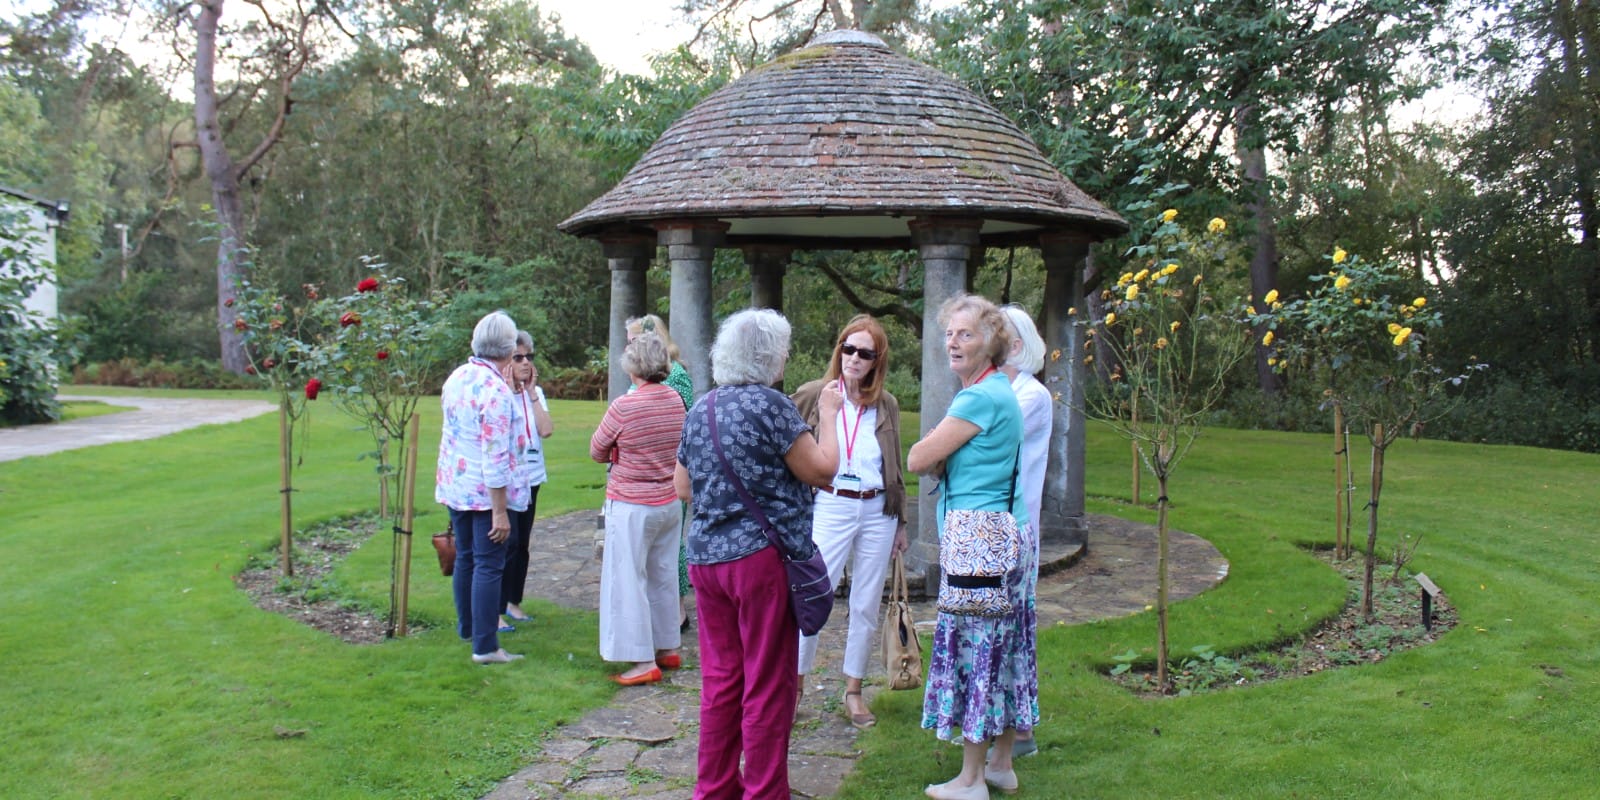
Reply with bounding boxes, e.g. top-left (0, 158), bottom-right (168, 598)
top-left (835, 473), bottom-right (862, 492)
